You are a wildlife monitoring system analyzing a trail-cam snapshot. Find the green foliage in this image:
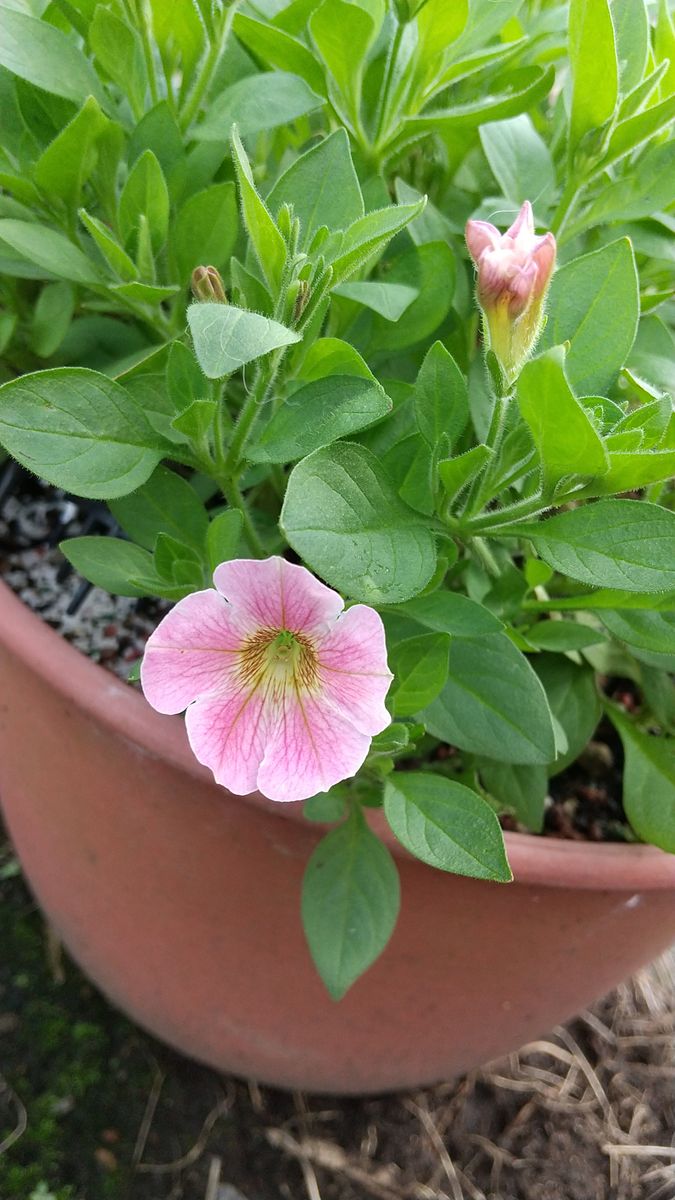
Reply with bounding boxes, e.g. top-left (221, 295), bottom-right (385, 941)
top-left (384, 772), bottom-right (512, 881)
top-left (0, 0), bottom-right (673, 1000)
top-left (301, 806), bottom-right (400, 999)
